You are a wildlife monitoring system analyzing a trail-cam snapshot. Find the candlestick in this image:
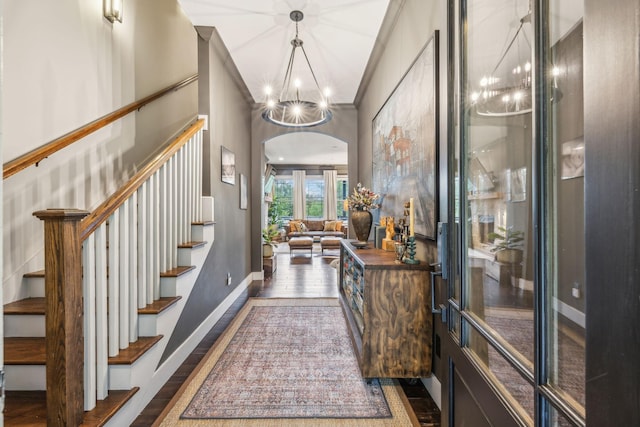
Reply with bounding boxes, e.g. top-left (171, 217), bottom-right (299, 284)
top-left (409, 198), bottom-right (415, 237)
